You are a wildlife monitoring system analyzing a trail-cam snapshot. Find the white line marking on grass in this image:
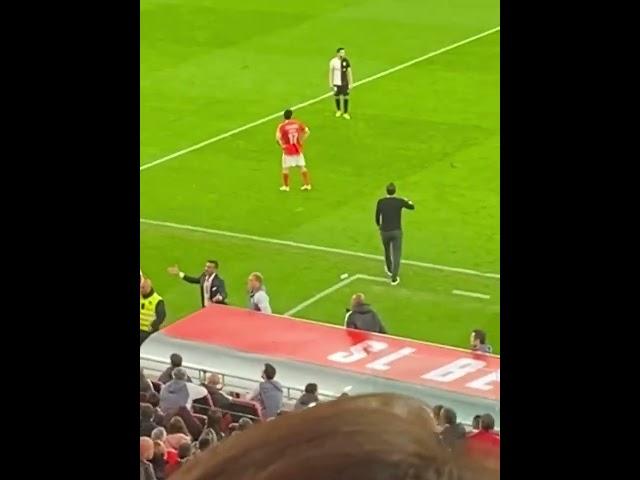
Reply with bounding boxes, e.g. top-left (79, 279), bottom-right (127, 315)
top-left (140, 26), bottom-right (500, 172)
top-left (140, 218), bottom-right (500, 279)
top-left (284, 274), bottom-right (388, 316)
top-left (452, 290), bottom-right (491, 299)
